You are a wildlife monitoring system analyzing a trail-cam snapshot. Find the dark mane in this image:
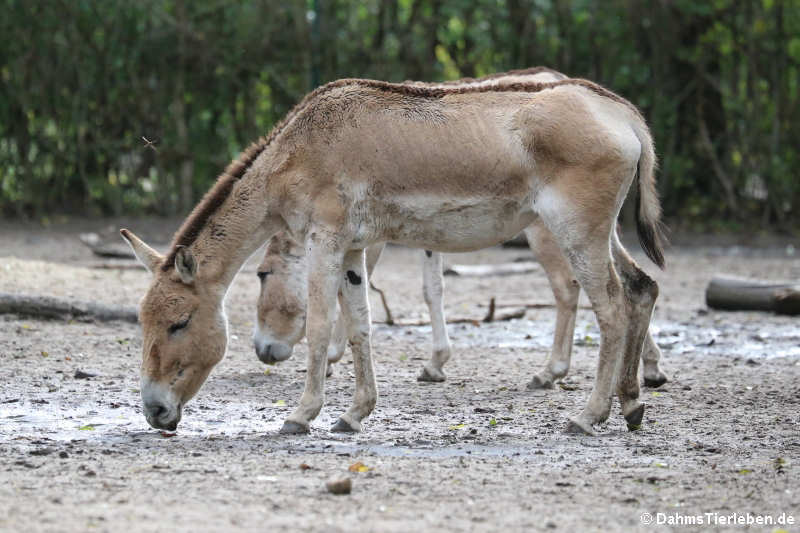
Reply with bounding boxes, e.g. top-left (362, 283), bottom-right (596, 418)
top-left (160, 104), bottom-right (306, 270)
top-left (163, 72), bottom-right (638, 270)
top-left (295, 76), bottom-right (641, 120)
